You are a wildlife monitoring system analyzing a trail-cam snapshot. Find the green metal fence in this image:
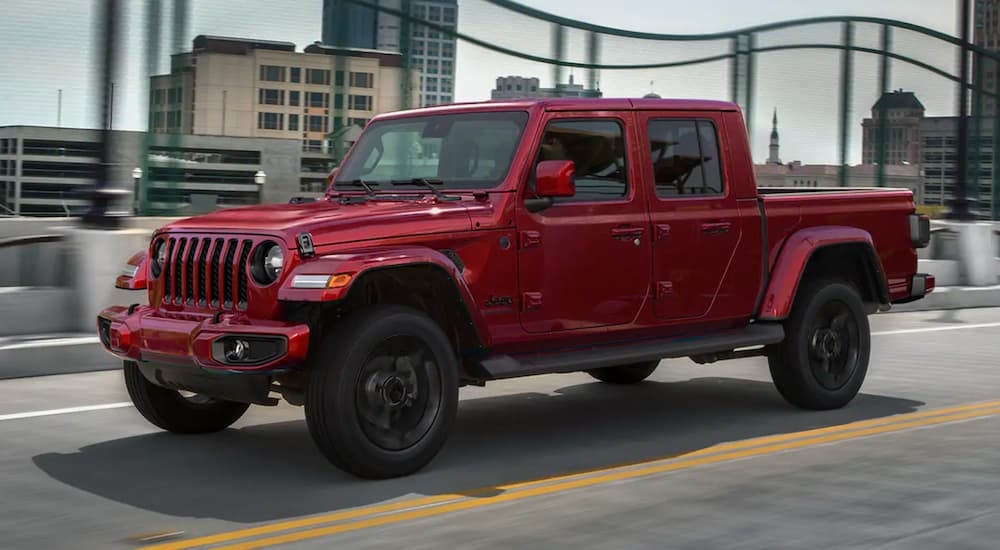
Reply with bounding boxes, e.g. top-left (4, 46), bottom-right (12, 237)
top-left (131, 0), bottom-right (1000, 219)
